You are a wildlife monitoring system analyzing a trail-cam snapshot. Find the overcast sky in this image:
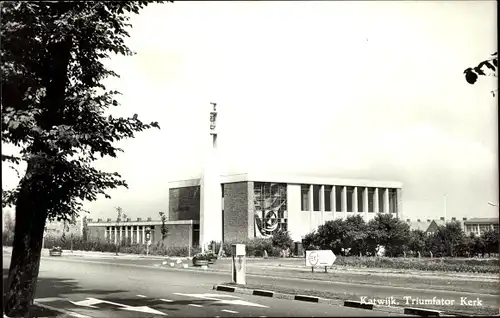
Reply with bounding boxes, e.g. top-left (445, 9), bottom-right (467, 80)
top-left (2, 1), bottom-right (498, 222)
